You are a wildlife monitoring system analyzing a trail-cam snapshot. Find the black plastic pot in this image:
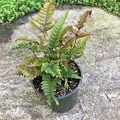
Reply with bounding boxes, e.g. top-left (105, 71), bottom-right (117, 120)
top-left (32, 60), bottom-right (82, 113)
